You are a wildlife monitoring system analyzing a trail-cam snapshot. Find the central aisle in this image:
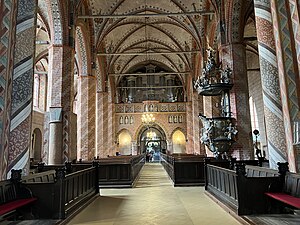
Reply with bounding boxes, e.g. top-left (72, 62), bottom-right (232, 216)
top-left (67, 163), bottom-right (241, 225)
